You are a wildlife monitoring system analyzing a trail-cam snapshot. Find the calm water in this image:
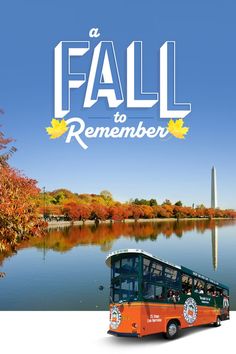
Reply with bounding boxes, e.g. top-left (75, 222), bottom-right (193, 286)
top-left (0, 219), bottom-right (236, 310)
